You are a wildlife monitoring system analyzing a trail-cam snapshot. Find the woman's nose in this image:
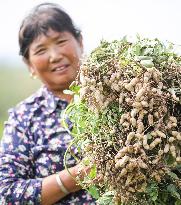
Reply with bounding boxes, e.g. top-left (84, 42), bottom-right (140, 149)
top-left (49, 47), bottom-right (63, 63)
